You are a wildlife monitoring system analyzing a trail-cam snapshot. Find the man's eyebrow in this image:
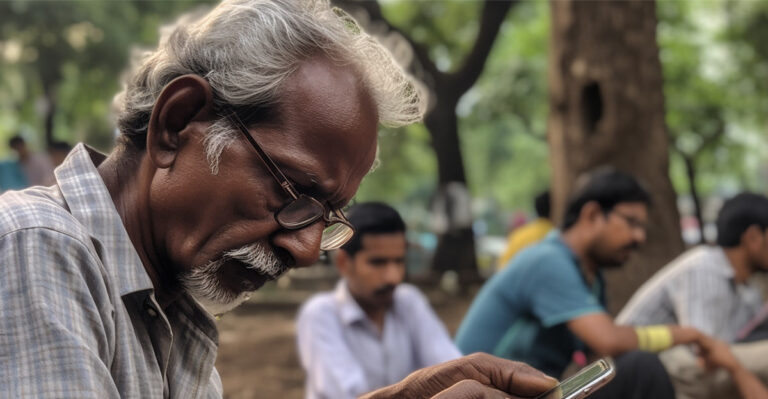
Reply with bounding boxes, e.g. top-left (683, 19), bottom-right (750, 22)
top-left (285, 169), bottom-right (342, 204)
